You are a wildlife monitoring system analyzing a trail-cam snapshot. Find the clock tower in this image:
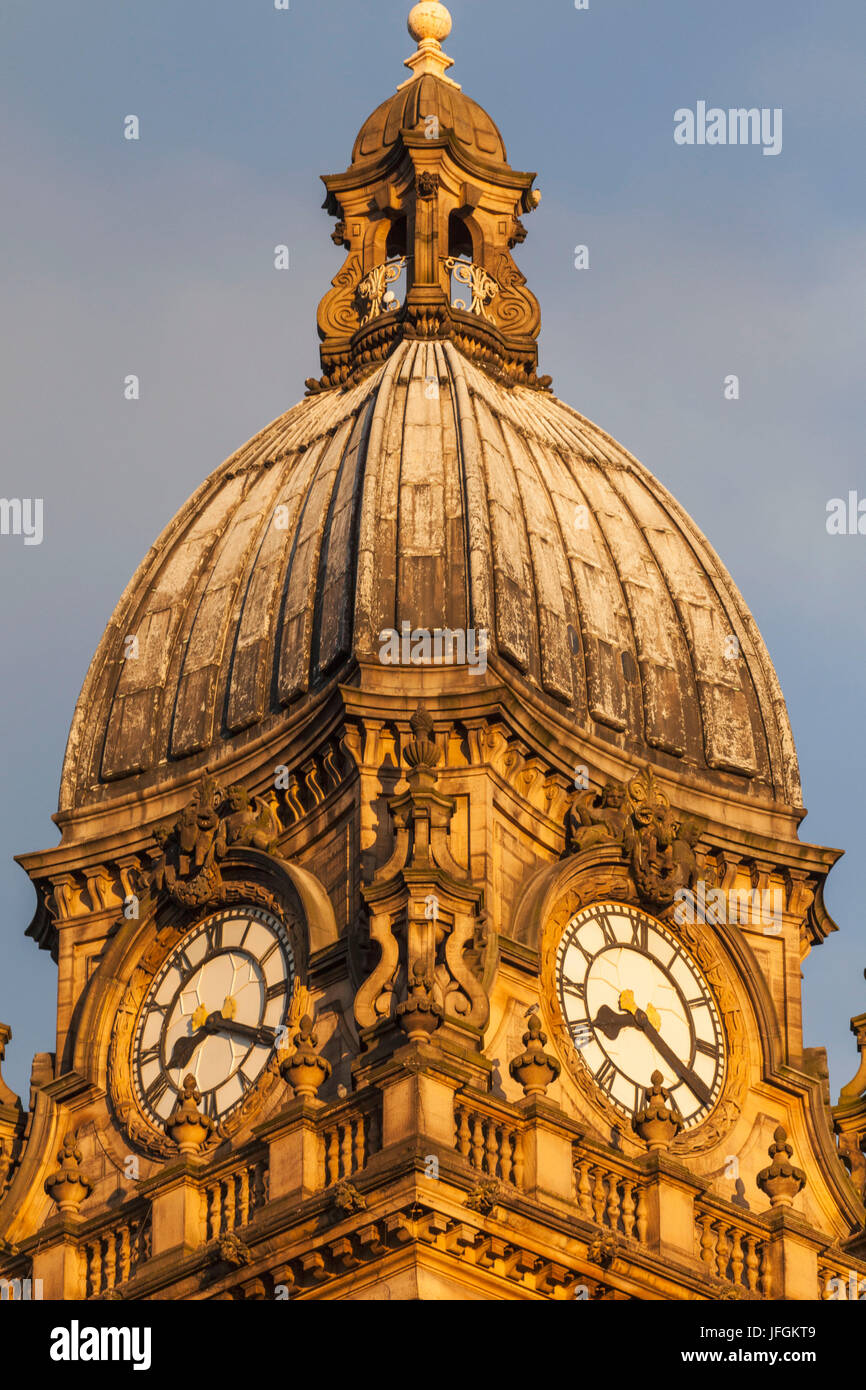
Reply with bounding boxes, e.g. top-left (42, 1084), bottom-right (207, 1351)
top-left (1, 1), bottom-right (865, 1302)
